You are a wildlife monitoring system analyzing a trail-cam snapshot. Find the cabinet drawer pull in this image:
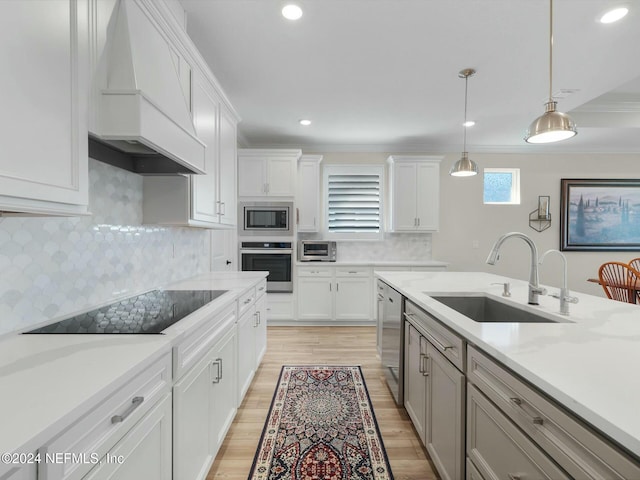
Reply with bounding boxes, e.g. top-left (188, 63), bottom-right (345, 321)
top-left (423, 329), bottom-right (454, 353)
top-left (258, 286), bottom-right (265, 292)
top-left (348, 271), bottom-right (357, 274)
top-left (510, 397), bottom-right (545, 425)
top-left (377, 294), bottom-right (384, 300)
top-left (508, 474), bottom-right (522, 480)
top-left (111, 396), bottom-right (144, 424)
top-left (244, 298), bottom-right (252, 305)
top-left (257, 311), bottom-right (261, 325)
